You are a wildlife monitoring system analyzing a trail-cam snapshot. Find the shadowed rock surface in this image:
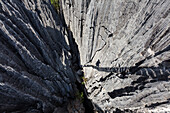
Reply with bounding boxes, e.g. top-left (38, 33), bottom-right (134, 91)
top-left (0, 0), bottom-right (84, 112)
top-left (61, 0), bottom-right (170, 112)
